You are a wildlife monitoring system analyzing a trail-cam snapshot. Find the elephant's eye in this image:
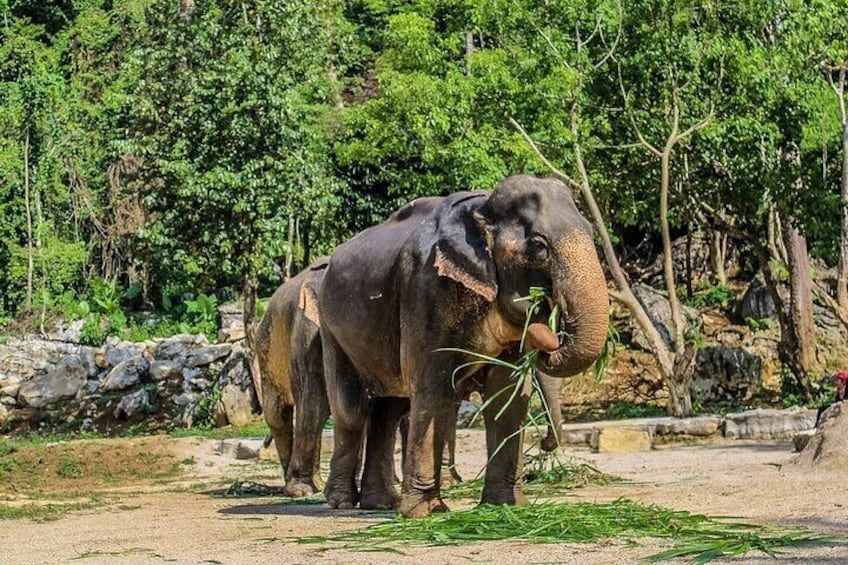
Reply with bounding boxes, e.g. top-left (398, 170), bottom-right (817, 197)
top-left (528, 235), bottom-right (549, 261)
